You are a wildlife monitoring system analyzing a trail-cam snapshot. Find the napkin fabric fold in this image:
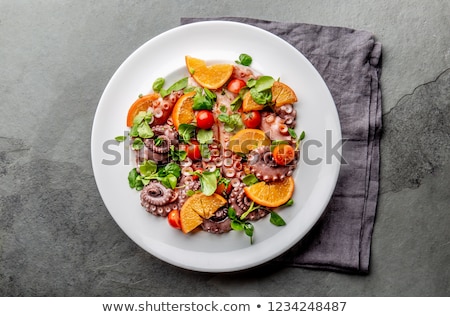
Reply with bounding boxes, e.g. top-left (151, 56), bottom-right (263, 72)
top-left (181, 17), bottom-right (382, 274)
